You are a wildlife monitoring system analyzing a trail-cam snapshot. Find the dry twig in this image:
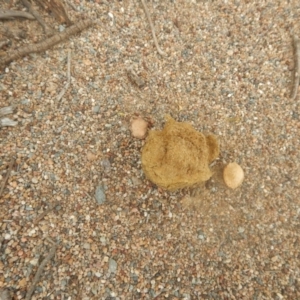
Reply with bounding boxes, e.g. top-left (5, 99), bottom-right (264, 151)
top-left (33, 201), bottom-right (59, 225)
top-left (0, 106), bottom-right (18, 127)
top-left (35, 0), bottom-right (73, 25)
top-left (140, 0), bottom-right (167, 57)
top-left (45, 237), bottom-right (57, 245)
top-left (66, 0), bottom-right (78, 12)
top-left (21, 0), bottom-right (55, 36)
top-left (291, 35), bottom-right (300, 100)
top-left (25, 244), bottom-right (57, 300)
top-left (0, 10), bottom-right (34, 20)
top-left (57, 49), bottom-right (71, 101)
top-left (0, 156), bottom-right (15, 198)
top-left (0, 19), bottom-right (94, 69)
